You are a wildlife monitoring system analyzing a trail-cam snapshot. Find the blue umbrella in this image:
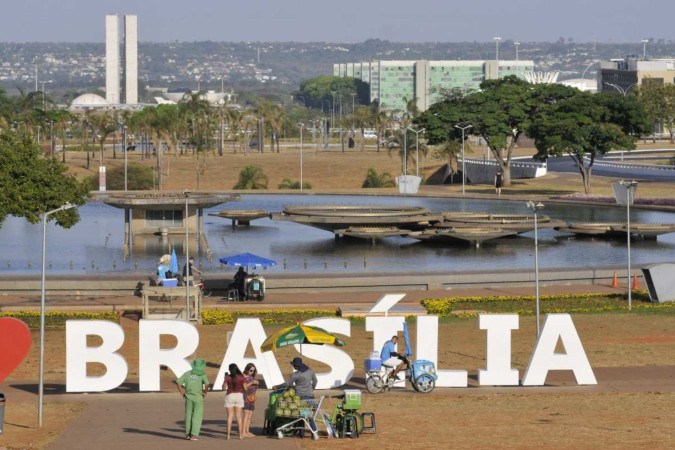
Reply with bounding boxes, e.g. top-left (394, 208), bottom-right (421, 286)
top-left (170, 248), bottom-right (179, 275)
top-left (219, 252), bottom-right (277, 270)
